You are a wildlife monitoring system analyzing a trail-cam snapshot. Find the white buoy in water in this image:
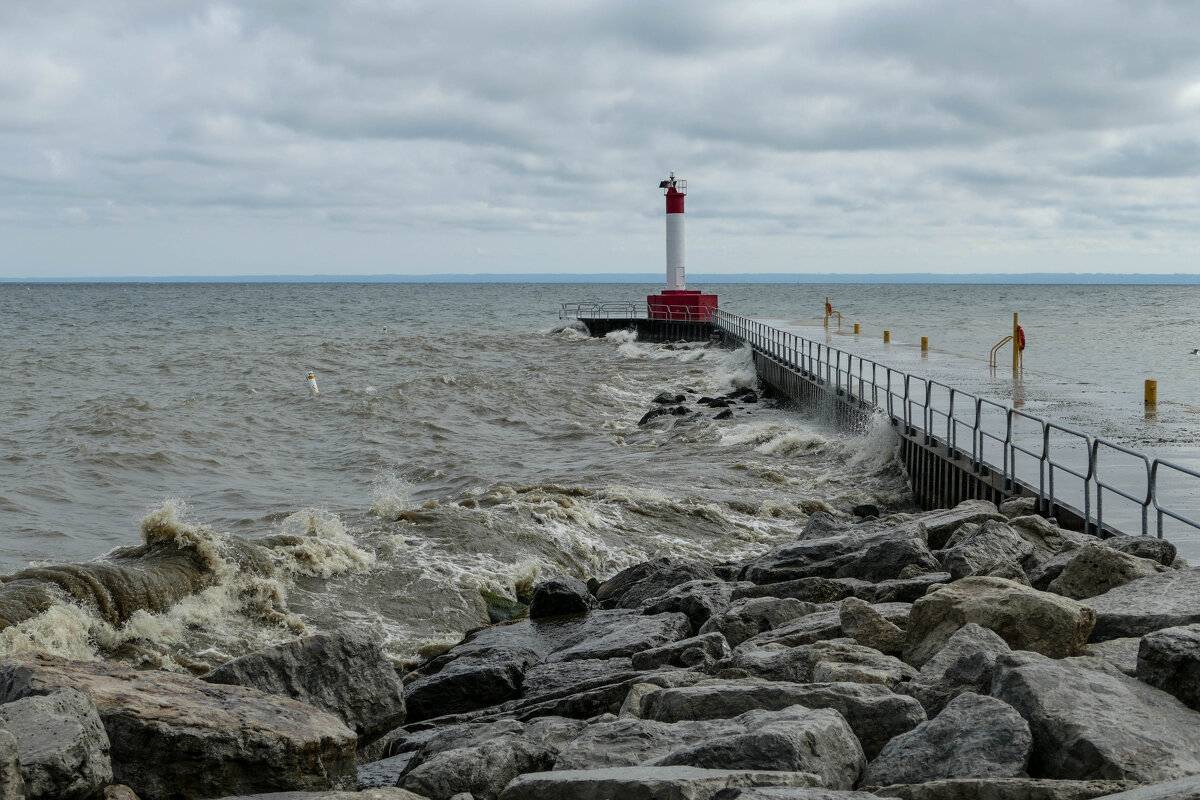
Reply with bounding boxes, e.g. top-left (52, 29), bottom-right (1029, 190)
top-left (306, 370), bottom-right (319, 394)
